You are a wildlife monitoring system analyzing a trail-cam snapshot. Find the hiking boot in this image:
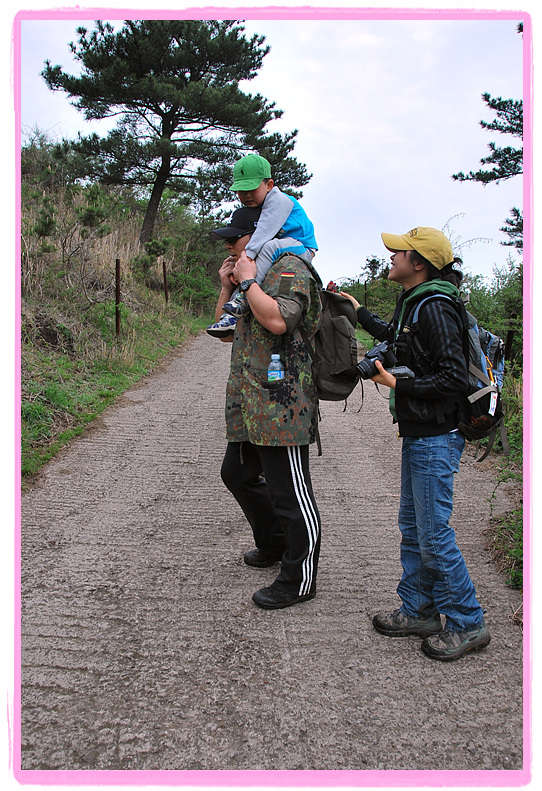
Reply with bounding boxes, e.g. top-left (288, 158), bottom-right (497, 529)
top-left (206, 314), bottom-right (237, 338)
top-left (252, 584), bottom-right (316, 610)
top-left (222, 292), bottom-right (250, 317)
top-left (372, 608), bottom-right (443, 637)
top-left (243, 548), bottom-right (283, 567)
top-left (421, 621), bottom-right (490, 661)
